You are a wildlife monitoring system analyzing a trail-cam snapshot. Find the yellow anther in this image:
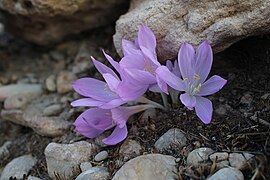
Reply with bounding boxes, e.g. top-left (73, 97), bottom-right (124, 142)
top-left (190, 84), bottom-right (194, 89)
top-left (196, 83), bottom-right (202, 92)
top-left (194, 73), bottom-right (201, 80)
top-left (182, 77), bottom-right (189, 82)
